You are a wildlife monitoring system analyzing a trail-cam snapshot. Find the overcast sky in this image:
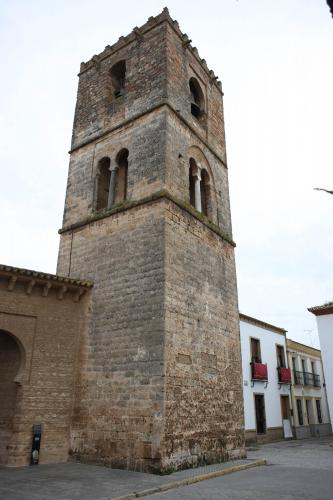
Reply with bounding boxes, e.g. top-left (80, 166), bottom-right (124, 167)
top-left (1, 0), bottom-right (332, 348)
